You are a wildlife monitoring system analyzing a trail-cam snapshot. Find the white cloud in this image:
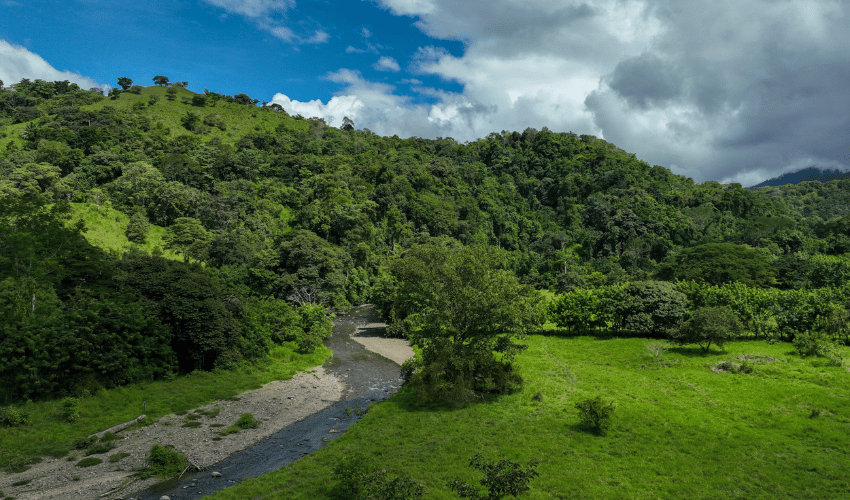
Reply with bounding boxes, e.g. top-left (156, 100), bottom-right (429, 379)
top-left (361, 27), bottom-right (373, 38)
top-left (319, 0), bottom-right (850, 183)
top-left (373, 56), bottom-right (400, 72)
top-left (203, 0), bottom-right (294, 18)
top-left (0, 39), bottom-right (107, 91)
top-left (202, 0), bottom-right (328, 45)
